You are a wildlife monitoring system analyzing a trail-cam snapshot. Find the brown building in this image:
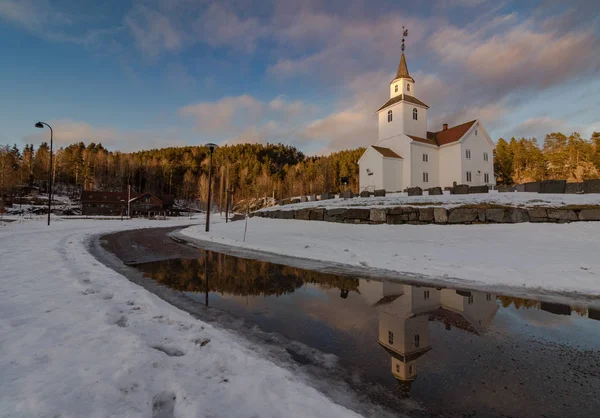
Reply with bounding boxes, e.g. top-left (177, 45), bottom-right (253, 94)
top-left (81, 191), bottom-right (174, 216)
